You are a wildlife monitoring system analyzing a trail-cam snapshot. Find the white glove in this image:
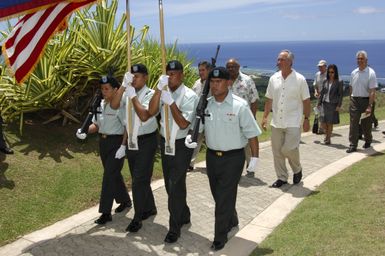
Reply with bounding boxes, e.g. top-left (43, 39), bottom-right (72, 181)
top-left (76, 128), bottom-right (87, 140)
top-left (161, 90), bottom-right (174, 105)
top-left (157, 75), bottom-right (169, 90)
top-left (184, 135), bottom-right (197, 149)
top-left (122, 72), bottom-right (134, 88)
top-left (115, 145), bottom-right (126, 159)
top-left (126, 85), bottom-right (137, 99)
top-left (246, 157), bottom-right (259, 173)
